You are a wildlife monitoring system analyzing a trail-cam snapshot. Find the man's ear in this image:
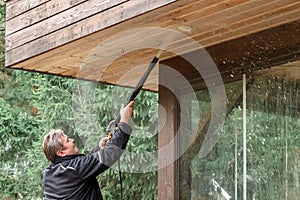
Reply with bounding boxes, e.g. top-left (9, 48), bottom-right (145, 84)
top-left (56, 150), bottom-right (66, 157)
